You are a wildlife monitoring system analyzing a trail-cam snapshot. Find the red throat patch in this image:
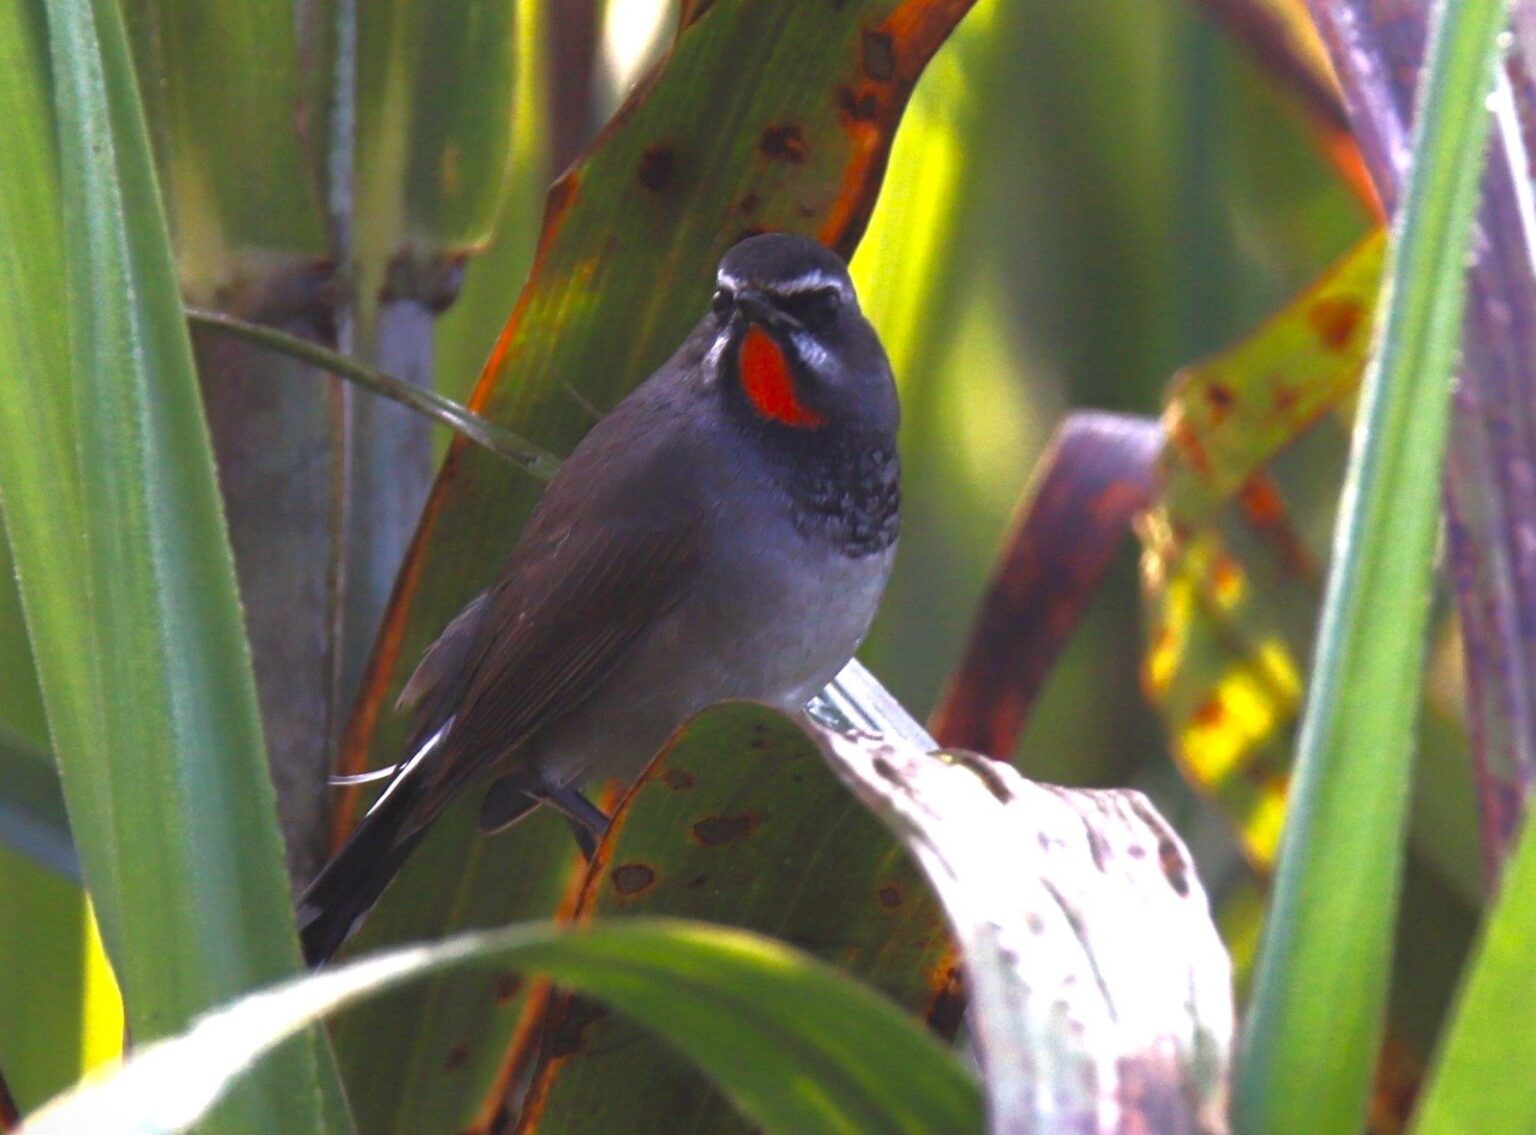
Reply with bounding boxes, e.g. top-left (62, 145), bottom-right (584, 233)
top-left (739, 325), bottom-right (826, 428)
